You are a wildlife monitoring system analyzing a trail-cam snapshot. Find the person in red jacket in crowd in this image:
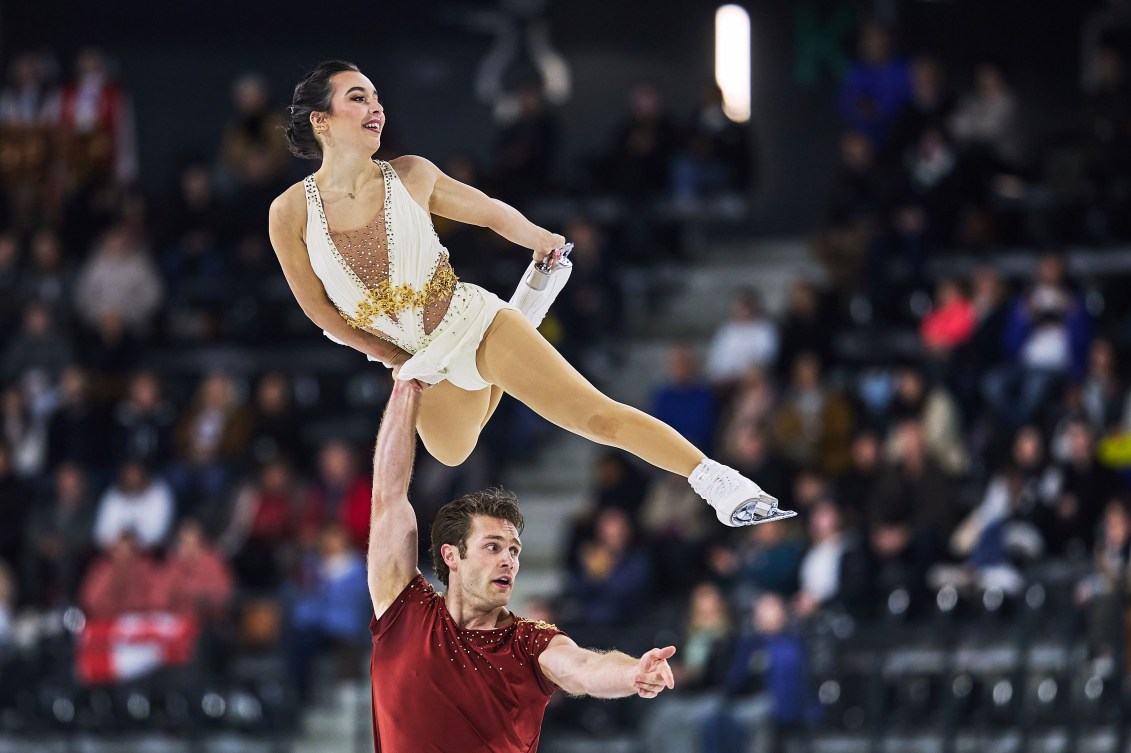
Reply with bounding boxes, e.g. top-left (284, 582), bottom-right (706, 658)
top-left (301, 439), bottom-right (371, 549)
top-left (163, 519), bottom-right (233, 623)
top-left (921, 277), bottom-right (976, 354)
top-left (78, 532), bottom-right (163, 619)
